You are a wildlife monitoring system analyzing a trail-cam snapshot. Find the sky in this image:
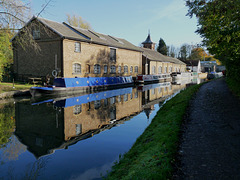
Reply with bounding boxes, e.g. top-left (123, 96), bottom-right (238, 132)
top-left (30, 0), bottom-right (202, 48)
